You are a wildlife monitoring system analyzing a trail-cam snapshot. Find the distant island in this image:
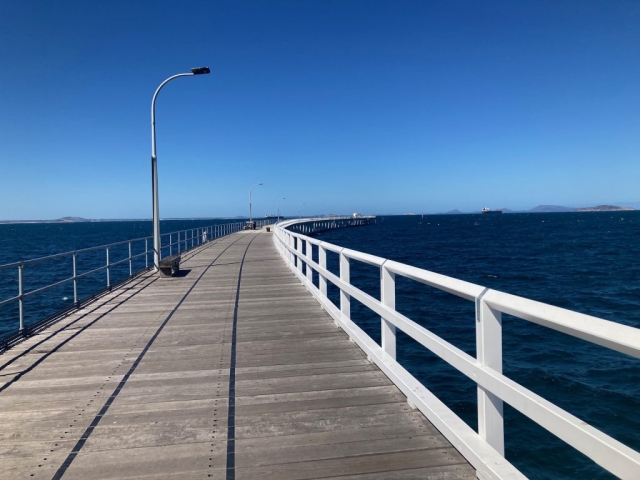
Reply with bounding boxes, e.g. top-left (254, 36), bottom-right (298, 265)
top-left (0, 217), bottom-right (150, 224)
top-left (528, 204), bottom-right (635, 213)
top-left (438, 204), bottom-right (637, 215)
top-left (575, 205), bottom-right (636, 212)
